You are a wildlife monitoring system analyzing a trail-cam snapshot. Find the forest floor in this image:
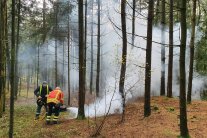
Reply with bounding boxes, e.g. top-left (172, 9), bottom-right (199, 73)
top-left (1, 91), bottom-right (207, 138)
